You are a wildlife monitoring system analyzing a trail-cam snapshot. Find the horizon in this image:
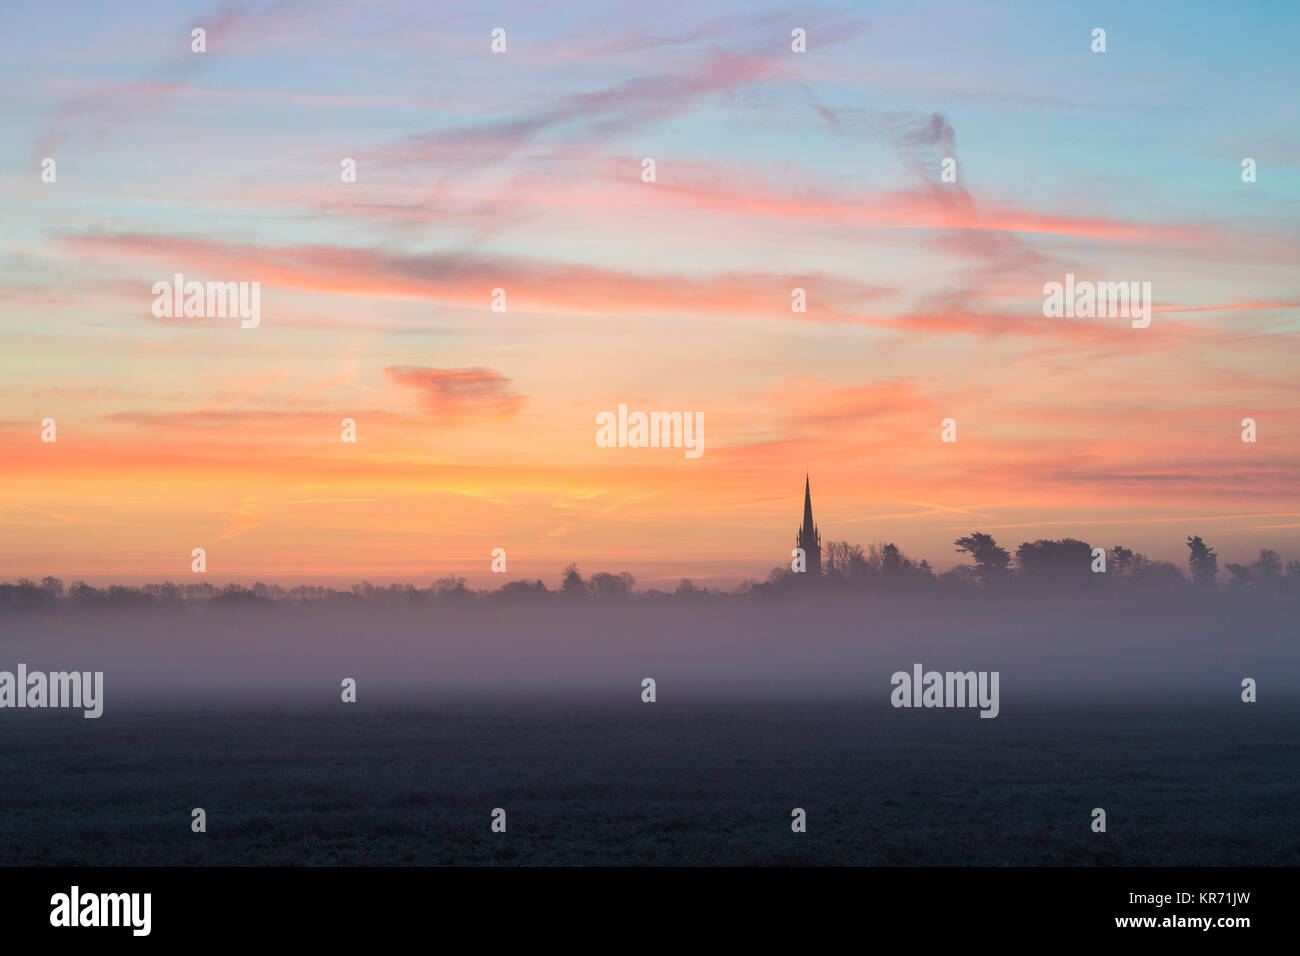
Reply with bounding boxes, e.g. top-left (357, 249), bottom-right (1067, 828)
top-left (1, 473), bottom-right (1292, 589)
top-left (2, 523), bottom-right (1290, 593)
